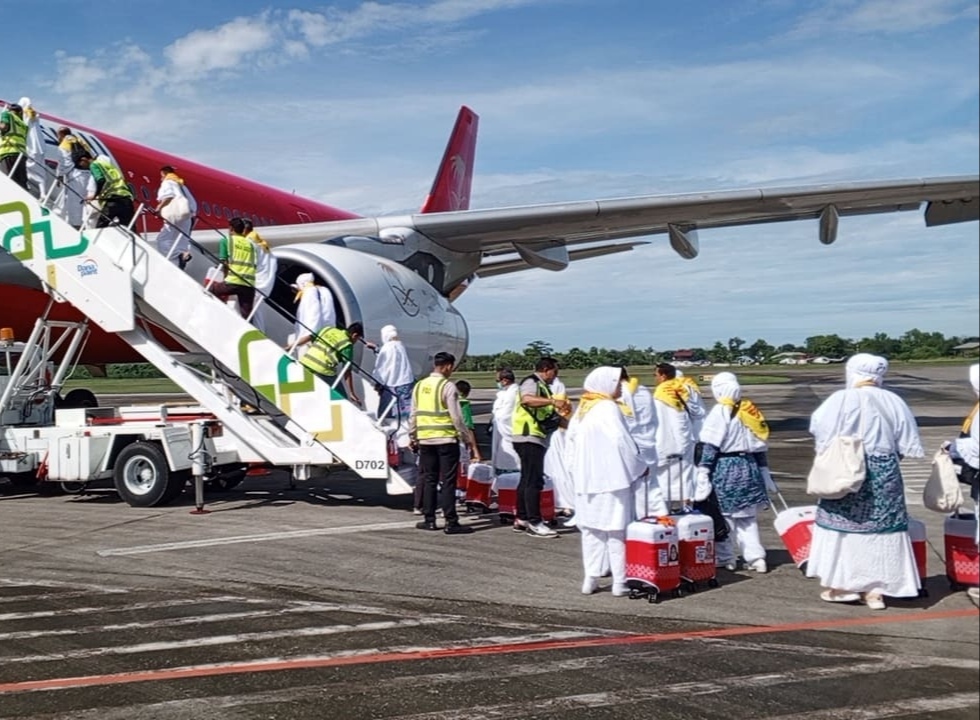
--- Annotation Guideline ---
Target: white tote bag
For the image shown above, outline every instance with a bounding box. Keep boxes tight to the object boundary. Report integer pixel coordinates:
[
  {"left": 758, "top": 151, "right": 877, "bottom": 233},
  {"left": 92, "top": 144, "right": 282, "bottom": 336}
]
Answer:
[
  {"left": 806, "top": 393, "right": 881, "bottom": 500},
  {"left": 922, "top": 448, "right": 964, "bottom": 513},
  {"left": 161, "top": 185, "right": 191, "bottom": 223},
  {"left": 806, "top": 435, "right": 866, "bottom": 499}
]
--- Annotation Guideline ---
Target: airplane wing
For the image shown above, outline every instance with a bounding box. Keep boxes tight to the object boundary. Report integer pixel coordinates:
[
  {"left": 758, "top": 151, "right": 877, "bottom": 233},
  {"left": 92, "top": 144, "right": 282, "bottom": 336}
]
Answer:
[{"left": 250, "top": 174, "right": 978, "bottom": 274}]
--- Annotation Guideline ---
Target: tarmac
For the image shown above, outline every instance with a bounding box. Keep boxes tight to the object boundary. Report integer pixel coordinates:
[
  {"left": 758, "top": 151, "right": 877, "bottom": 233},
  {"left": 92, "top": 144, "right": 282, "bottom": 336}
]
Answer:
[{"left": 0, "top": 364, "right": 977, "bottom": 719}]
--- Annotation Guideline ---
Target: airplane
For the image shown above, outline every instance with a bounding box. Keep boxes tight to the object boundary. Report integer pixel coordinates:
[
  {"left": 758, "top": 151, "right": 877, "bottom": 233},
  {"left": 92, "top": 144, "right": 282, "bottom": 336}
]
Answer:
[{"left": 1, "top": 102, "right": 978, "bottom": 397}]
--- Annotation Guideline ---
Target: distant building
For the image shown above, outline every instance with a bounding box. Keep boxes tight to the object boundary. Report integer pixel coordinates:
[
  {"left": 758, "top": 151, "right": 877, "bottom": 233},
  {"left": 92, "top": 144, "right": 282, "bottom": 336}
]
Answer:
[
  {"left": 673, "top": 349, "right": 695, "bottom": 362},
  {"left": 953, "top": 341, "right": 980, "bottom": 355}
]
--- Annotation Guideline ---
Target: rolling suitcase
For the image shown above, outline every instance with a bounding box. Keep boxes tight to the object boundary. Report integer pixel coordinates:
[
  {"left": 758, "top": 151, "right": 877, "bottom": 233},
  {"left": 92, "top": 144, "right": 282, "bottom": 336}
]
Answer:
[
  {"left": 464, "top": 462, "right": 494, "bottom": 511},
  {"left": 495, "top": 472, "right": 554, "bottom": 524},
  {"left": 676, "top": 512, "right": 718, "bottom": 592},
  {"left": 944, "top": 512, "right": 979, "bottom": 591},
  {"left": 771, "top": 488, "right": 817, "bottom": 573},
  {"left": 625, "top": 517, "right": 681, "bottom": 603},
  {"left": 907, "top": 516, "right": 929, "bottom": 597},
  {"left": 661, "top": 455, "right": 716, "bottom": 590}
]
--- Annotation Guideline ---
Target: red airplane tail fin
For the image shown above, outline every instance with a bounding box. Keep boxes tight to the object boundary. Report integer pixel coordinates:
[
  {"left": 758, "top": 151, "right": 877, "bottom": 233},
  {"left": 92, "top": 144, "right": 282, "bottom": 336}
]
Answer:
[{"left": 420, "top": 106, "right": 479, "bottom": 213}]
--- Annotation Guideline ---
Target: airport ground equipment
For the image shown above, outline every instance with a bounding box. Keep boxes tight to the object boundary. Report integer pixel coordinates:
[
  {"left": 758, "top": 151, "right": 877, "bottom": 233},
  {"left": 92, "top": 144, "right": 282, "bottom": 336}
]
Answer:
[{"left": 0, "top": 169, "right": 410, "bottom": 506}]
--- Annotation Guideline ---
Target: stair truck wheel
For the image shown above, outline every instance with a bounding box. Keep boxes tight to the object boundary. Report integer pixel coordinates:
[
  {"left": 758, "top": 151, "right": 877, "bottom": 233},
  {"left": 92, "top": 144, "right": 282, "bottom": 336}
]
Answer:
[
  {"left": 113, "top": 441, "right": 171, "bottom": 507},
  {"left": 63, "top": 388, "right": 99, "bottom": 409}
]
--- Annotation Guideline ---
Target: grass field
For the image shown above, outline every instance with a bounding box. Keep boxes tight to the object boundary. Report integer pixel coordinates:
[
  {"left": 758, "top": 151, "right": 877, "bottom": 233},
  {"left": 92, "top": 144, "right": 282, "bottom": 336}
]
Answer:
[{"left": 62, "top": 358, "right": 974, "bottom": 395}]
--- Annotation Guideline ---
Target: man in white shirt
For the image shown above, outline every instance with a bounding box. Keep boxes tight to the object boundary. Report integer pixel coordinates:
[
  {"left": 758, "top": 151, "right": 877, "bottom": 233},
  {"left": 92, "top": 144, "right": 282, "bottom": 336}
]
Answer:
[
  {"left": 491, "top": 368, "right": 520, "bottom": 474},
  {"left": 652, "top": 363, "right": 704, "bottom": 508}
]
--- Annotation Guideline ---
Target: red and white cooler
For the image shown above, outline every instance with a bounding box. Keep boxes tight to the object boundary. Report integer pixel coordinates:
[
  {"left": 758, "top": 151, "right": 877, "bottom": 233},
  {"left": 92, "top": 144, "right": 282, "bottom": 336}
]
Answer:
[
  {"left": 463, "top": 462, "right": 494, "bottom": 509},
  {"left": 772, "top": 491, "right": 817, "bottom": 571},
  {"left": 944, "top": 513, "right": 979, "bottom": 590},
  {"left": 456, "top": 444, "right": 469, "bottom": 493},
  {"left": 625, "top": 517, "right": 681, "bottom": 601},
  {"left": 495, "top": 472, "right": 554, "bottom": 522},
  {"left": 675, "top": 512, "right": 716, "bottom": 589}
]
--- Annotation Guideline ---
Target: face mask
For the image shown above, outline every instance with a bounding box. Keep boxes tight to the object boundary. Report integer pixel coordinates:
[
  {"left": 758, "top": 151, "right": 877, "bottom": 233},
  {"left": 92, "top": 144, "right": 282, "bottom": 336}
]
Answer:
[{"left": 495, "top": 382, "right": 504, "bottom": 390}]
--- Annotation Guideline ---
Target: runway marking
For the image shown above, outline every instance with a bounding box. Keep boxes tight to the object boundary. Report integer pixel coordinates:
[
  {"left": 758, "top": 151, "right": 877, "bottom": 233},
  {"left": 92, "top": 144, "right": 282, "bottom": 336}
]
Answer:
[
  {"left": 763, "top": 692, "right": 978, "bottom": 719},
  {"left": 0, "top": 602, "right": 369, "bottom": 641},
  {"left": 3, "top": 617, "right": 455, "bottom": 664},
  {"left": 0, "top": 588, "right": 129, "bottom": 604},
  {"left": 96, "top": 519, "right": 430, "bottom": 556},
  {"left": 0, "top": 607, "right": 974, "bottom": 695},
  {"left": 0, "top": 596, "right": 245, "bottom": 622}
]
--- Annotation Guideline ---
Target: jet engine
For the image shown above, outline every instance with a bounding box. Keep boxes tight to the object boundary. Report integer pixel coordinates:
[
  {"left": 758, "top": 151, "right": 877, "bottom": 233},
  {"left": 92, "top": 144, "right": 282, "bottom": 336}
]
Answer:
[{"left": 262, "top": 244, "right": 468, "bottom": 398}]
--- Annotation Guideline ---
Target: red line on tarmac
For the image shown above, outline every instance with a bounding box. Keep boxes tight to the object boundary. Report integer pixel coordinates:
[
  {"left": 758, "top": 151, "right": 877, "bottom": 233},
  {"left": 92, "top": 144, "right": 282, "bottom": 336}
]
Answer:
[{"left": 1, "top": 607, "right": 975, "bottom": 695}]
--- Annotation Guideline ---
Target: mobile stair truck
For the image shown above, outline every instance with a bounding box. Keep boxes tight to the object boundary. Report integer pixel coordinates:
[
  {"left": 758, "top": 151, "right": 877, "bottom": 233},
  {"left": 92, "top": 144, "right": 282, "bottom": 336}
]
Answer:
[{"left": 0, "top": 169, "right": 410, "bottom": 507}]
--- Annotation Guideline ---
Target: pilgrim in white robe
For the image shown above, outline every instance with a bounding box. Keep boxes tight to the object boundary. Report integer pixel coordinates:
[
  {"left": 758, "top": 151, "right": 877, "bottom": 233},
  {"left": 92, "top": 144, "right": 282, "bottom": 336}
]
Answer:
[
  {"left": 620, "top": 380, "right": 667, "bottom": 519},
  {"left": 653, "top": 383, "right": 701, "bottom": 505},
  {"left": 290, "top": 274, "right": 336, "bottom": 356},
  {"left": 250, "top": 240, "right": 278, "bottom": 333},
  {"left": 490, "top": 382, "right": 520, "bottom": 473},
  {"left": 568, "top": 367, "right": 646, "bottom": 596},
  {"left": 373, "top": 324, "right": 415, "bottom": 425},
  {"left": 806, "top": 354, "right": 923, "bottom": 602},
  {"left": 20, "top": 98, "right": 47, "bottom": 198},
  {"left": 949, "top": 364, "right": 979, "bottom": 546}
]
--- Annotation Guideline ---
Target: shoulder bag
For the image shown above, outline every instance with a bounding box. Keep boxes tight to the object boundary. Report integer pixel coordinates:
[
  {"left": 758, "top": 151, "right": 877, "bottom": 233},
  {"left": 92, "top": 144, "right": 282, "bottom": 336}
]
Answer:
[
  {"left": 923, "top": 448, "right": 964, "bottom": 513},
  {"left": 806, "top": 394, "right": 879, "bottom": 500},
  {"left": 161, "top": 184, "right": 192, "bottom": 223}
]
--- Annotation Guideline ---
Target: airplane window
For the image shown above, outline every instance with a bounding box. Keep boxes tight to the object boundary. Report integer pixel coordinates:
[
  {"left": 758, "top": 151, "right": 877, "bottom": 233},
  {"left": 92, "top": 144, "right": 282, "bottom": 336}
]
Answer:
[
  {"left": 233, "top": 209, "right": 241, "bottom": 219},
  {"left": 252, "top": 214, "right": 259, "bottom": 225},
  {"left": 127, "top": 183, "right": 136, "bottom": 197},
  {"left": 202, "top": 201, "right": 211, "bottom": 216},
  {"left": 140, "top": 186, "right": 151, "bottom": 200}
]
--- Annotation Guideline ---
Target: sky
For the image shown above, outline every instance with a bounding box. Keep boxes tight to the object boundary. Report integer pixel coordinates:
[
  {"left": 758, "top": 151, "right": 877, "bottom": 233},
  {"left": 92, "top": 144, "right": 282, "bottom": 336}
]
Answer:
[{"left": 2, "top": 0, "right": 978, "bottom": 355}]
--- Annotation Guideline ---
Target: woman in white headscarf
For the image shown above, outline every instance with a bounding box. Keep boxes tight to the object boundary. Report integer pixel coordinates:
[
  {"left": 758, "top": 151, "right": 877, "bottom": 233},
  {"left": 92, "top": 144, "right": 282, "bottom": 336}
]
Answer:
[
  {"left": 806, "top": 354, "right": 923, "bottom": 610},
  {"left": 948, "top": 363, "right": 979, "bottom": 605},
  {"left": 373, "top": 324, "right": 415, "bottom": 421},
  {"left": 567, "top": 366, "right": 646, "bottom": 596},
  {"left": 697, "top": 372, "right": 775, "bottom": 573}
]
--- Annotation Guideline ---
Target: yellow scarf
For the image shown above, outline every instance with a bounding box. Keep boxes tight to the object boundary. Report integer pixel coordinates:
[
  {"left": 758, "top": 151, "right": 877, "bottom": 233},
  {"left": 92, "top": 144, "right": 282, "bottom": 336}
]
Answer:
[
  {"left": 247, "top": 230, "right": 271, "bottom": 253},
  {"left": 654, "top": 378, "right": 690, "bottom": 412},
  {"left": 576, "top": 392, "right": 632, "bottom": 419},
  {"left": 293, "top": 281, "right": 315, "bottom": 303},
  {"left": 718, "top": 397, "right": 770, "bottom": 441},
  {"left": 163, "top": 171, "right": 185, "bottom": 185},
  {"left": 964, "top": 403, "right": 979, "bottom": 434}
]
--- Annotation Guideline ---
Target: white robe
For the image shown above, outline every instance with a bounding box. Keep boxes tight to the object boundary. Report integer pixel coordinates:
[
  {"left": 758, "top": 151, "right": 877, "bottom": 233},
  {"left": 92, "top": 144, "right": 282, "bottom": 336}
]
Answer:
[
  {"left": 56, "top": 142, "right": 89, "bottom": 228},
  {"left": 155, "top": 178, "right": 197, "bottom": 264},
  {"left": 544, "top": 427, "right": 574, "bottom": 509},
  {"left": 295, "top": 286, "right": 336, "bottom": 338},
  {"left": 620, "top": 382, "right": 666, "bottom": 518},
  {"left": 567, "top": 400, "right": 645, "bottom": 531},
  {"left": 251, "top": 247, "right": 277, "bottom": 333},
  {"left": 653, "top": 397, "right": 697, "bottom": 503},
  {"left": 490, "top": 384, "right": 520, "bottom": 472},
  {"left": 374, "top": 339, "right": 414, "bottom": 389}
]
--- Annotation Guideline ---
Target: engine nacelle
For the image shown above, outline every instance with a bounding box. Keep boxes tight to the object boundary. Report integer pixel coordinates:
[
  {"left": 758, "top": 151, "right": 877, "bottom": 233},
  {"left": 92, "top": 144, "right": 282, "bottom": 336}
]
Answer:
[{"left": 263, "top": 244, "right": 468, "bottom": 402}]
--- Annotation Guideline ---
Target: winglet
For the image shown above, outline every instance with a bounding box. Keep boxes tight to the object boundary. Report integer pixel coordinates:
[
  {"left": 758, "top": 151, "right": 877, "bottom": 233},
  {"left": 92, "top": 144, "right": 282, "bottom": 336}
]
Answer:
[{"left": 420, "top": 106, "right": 479, "bottom": 214}]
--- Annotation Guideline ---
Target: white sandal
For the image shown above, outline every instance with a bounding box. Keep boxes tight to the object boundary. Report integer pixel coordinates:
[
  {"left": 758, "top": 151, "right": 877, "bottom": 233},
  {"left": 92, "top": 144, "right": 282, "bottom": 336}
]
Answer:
[{"left": 820, "top": 589, "right": 860, "bottom": 603}]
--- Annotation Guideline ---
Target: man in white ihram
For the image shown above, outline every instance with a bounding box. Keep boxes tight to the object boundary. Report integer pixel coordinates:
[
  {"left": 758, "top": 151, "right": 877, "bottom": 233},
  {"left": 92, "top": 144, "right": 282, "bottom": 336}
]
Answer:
[
  {"left": 652, "top": 363, "right": 705, "bottom": 507},
  {"left": 290, "top": 273, "right": 336, "bottom": 358},
  {"left": 154, "top": 165, "right": 197, "bottom": 269}
]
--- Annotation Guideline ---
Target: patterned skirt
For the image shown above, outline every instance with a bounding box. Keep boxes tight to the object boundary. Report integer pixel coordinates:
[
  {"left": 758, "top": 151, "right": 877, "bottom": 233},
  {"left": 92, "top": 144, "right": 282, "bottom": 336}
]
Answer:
[
  {"left": 815, "top": 453, "right": 908, "bottom": 534},
  {"left": 708, "top": 453, "right": 768, "bottom": 515}
]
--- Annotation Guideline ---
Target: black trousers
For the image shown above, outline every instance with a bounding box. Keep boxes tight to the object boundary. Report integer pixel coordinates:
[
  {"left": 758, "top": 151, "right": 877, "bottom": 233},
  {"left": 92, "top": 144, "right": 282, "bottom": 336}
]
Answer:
[
  {"left": 1, "top": 154, "right": 29, "bottom": 192},
  {"left": 96, "top": 196, "right": 135, "bottom": 228},
  {"left": 419, "top": 442, "right": 459, "bottom": 524},
  {"left": 515, "top": 441, "right": 546, "bottom": 524}
]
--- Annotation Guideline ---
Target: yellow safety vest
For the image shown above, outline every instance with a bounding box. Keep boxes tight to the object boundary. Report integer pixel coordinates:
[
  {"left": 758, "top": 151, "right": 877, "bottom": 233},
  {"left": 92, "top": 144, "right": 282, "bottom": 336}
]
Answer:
[
  {"left": 511, "top": 375, "right": 556, "bottom": 439},
  {"left": 91, "top": 159, "right": 134, "bottom": 200},
  {"left": 0, "top": 111, "right": 27, "bottom": 159},
  {"left": 413, "top": 376, "right": 456, "bottom": 440},
  {"left": 300, "top": 327, "right": 350, "bottom": 377},
  {"left": 226, "top": 232, "right": 257, "bottom": 287}
]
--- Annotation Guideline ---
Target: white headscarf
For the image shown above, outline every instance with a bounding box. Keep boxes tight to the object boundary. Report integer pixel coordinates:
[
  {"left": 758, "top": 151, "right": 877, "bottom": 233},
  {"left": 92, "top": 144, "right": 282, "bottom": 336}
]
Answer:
[
  {"left": 710, "top": 372, "right": 741, "bottom": 402},
  {"left": 381, "top": 324, "right": 398, "bottom": 344},
  {"left": 583, "top": 366, "right": 622, "bottom": 397},
  {"left": 970, "top": 363, "right": 979, "bottom": 397},
  {"left": 845, "top": 353, "right": 888, "bottom": 388}
]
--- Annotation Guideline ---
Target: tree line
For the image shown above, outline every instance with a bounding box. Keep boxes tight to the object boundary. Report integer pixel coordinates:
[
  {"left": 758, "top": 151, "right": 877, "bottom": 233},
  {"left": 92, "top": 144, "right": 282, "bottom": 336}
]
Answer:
[{"left": 456, "top": 330, "right": 979, "bottom": 372}]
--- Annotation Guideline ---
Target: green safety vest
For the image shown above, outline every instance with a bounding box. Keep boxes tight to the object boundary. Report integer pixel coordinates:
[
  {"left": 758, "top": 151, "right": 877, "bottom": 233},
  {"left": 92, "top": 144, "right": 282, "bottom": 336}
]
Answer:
[
  {"left": 300, "top": 326, "right": 351, "bottom": 377},
  {"left": 413, "top": 376, "right": 456, "bottom": 440},
  {"left": 0, "top": 111, "right": 27, "bottom": 159},
  {"left": 225, "top": 232, "right": 257, "bottom": 287},
  {"left": 511, "top": 375, "right": 556, "bottom": 439},
  {"left": 91, "top": 158, "right": 134, "bottom": 200}
]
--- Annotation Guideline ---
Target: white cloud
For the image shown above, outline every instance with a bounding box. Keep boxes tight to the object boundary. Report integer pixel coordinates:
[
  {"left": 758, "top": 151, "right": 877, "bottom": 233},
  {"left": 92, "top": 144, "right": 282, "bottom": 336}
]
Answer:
[
  {"left": 165, "top": 14, "right": 279, "bottom": 77},
  {"left": 791, "top": 0, "right": 975, "bottom": 37}
]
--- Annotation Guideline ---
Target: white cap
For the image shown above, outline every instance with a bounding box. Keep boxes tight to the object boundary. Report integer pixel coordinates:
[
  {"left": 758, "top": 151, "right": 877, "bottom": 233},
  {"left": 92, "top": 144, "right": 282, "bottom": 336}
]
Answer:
[
  {"left": 290, "top": 272, "right": 315, "bottom": 289},
  {"left": 18, "top": 96, "right": 31, "bottom": 108}
]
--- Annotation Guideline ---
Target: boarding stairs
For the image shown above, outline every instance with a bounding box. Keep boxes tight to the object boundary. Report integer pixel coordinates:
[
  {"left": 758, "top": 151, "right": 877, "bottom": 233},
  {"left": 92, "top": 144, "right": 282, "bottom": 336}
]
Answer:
[{"left": 0, "top": 173, "right": 411, "bottom": 493}]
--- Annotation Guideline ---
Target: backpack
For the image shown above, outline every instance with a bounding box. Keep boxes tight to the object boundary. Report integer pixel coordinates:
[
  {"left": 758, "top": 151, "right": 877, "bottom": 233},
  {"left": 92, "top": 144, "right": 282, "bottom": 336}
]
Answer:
[{"left": 69, "top": 137, "right": 93, "bottom": 168}]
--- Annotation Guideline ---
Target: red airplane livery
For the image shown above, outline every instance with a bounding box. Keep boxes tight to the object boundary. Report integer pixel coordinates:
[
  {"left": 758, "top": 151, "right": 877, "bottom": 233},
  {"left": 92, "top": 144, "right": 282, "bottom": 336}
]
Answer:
[{"left": 1, "top": 103, "right": 978, "bottom": 377}]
